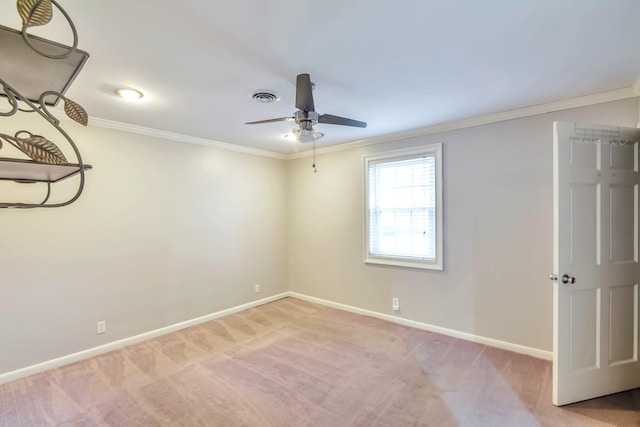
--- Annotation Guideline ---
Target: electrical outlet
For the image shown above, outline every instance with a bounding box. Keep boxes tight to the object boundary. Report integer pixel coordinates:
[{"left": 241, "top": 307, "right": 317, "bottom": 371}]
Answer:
[
  {"left": 392, "top": 298, "right": 400, "bottom": 312},
  {"left": 96, "top": 321, "right": 106, "bottom": 334},
  {"left": 255, "top": 283, "right": 261, "bottom": 293}
]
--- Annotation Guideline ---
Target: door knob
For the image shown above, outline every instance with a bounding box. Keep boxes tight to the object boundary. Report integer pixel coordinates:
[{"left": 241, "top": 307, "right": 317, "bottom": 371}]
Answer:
[{"left": 549, "top": 274, "right": 576, "bottom": 284}]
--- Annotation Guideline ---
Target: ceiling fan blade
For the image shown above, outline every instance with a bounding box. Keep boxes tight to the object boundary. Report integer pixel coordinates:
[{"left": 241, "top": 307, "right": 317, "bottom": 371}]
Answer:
[
  {"left": 295, "top": 74, "right": 315, "bottom": 112},
  {"left": 245, "top": 117, "right": 294, "bottom": 125},
  {"left": 319, "top": 114, "right": 367, "bottom": 128}
]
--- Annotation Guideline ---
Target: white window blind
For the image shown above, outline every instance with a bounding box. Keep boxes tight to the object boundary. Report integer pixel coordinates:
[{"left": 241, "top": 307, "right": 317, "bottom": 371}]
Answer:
[{"left": 364, "top": 144, "right": 443, "bottom": 270}]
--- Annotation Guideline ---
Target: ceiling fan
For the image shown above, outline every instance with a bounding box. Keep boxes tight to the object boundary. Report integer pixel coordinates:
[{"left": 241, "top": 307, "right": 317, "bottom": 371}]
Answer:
[{"left": 245, "top": 73, "right": 367, "bottom": 142}]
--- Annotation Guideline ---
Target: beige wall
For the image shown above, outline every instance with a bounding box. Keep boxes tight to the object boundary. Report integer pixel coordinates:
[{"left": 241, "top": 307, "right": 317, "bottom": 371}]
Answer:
[
  {"left": 1, "top": 98, "right": 637, "bottom": 376},
  {"left": 288, "top": 98, "right": 639, "bottom": 352},
  {"left": 0, "top": 119, "right": 289, "bottom": 374}
]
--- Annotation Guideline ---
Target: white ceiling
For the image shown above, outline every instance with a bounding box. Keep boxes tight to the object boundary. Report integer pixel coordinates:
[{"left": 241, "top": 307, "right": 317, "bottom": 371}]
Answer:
[{"left": 2, "top": 0, "right": 640, "bottom": 155}]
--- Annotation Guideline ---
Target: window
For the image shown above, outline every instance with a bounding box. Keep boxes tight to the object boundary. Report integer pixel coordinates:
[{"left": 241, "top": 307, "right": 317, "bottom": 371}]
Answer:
[{"left": 364, "top": 144, "right": 443, "bottom": 270}]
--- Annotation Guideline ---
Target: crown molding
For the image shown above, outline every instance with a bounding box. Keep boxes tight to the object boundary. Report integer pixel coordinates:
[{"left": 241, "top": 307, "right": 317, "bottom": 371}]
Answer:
[
  {"left": 636, "top": 75, "right": 640, "bottom": 127},
  {"left": 54, "top": 86, "right": 638, "bottom": 161},
  {"left": 633, "top": 74, "right": 640, "bottom": 95},
  {"left": 286, "top": 86, "right": 639, "bottom": 160},
  {"left": 86, "top": 117, "right": 288, "bottom": 160}
]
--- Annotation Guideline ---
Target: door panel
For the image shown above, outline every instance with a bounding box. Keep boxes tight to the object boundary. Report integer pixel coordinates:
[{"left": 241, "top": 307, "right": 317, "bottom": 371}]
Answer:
[
  {"left": 610, "top": 184, "right": 636, "bottom": 263},
  {"left": 569, "top": 288, "right": 600, "bottom": 371},
  {"left": 570, "top": 184, "right": 599, "bottom": 265},
  {"left": 609, "top": 283, "right": 637, "bottom": 364},
  {"left": 553, "top": 121, "right": 640, "bottom": 406},
  {"left": 610, "top": 141, "right": 637, "bottom": 171},
  {"left": 570, "top": 136, "right": 600, "bottom": 169}
]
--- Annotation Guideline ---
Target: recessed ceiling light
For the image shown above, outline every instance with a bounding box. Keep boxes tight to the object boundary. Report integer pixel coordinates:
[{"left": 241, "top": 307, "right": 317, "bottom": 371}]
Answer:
[{"left": 115, "top": 87, "right": 144, "bottom": 100}]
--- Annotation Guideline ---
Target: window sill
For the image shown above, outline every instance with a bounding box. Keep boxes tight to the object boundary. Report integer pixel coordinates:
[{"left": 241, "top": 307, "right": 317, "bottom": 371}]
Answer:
[{"left": 365, "top": 256, "right": 443, "bottom": 271}]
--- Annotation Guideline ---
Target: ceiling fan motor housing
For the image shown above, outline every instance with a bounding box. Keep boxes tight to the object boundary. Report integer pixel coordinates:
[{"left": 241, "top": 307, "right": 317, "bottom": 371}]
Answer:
[{"left": 295, "top": 110, "right": 319, "bottom": 129}]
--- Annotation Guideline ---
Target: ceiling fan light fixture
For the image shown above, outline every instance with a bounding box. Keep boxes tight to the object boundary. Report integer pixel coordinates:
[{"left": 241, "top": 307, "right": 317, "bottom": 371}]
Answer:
[
  {"left": 293, "top": 128, "right": 324, "bottom": 143},
  {"left": 115, "top": 87, "right": 144, "bottom": 100}
]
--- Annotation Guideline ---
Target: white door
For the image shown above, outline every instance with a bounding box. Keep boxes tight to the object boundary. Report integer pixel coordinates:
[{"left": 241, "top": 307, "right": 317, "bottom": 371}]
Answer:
[{"left": 552, "top": 121, "right": 640, "bottom": 406}]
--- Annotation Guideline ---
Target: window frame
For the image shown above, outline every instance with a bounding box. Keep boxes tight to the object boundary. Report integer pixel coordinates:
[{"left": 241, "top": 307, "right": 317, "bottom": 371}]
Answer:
[{"left": 363, "top": 143, "right": 443, "bottom": 270}]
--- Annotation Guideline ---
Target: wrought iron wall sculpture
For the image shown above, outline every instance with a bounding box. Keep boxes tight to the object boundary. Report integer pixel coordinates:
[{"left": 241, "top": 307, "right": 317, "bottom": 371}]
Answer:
[
  {"left": 18, "top": 0, "right": 79, "bottom": 59},
  {"left": 0, "top": 0, "right": 91, "bottom": 208}
]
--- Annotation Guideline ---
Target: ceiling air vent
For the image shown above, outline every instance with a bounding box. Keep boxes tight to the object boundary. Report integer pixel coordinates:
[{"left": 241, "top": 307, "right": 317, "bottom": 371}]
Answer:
[{"left": 250, "top": 90, "right": 279, "bottom": 103}]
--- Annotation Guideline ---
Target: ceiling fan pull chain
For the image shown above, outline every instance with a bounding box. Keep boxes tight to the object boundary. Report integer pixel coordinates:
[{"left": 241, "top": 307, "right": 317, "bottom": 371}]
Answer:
[{"left": 312, "top": 138, "right": 317, "bottom": 173}]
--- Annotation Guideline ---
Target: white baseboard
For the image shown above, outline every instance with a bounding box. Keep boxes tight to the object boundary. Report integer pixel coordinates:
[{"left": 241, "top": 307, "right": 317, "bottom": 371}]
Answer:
[
  {"left": 288, "top": 292, "right": 553, "bottom": 361},
  {"left": 1, "top": 291, "right": 551, "bottom": 385},
  {"left": 0, "top": 293, "right": 289, "bottom": 385}
]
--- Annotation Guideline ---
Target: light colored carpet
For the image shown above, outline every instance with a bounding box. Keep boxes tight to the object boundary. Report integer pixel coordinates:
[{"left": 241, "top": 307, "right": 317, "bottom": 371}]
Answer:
[{"left": 0, "top": 297, "right": 639, "bottom": 426}]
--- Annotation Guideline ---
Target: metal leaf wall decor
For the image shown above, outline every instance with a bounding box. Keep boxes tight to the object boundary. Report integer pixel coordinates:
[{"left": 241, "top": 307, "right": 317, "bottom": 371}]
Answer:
[
  {"left": 0, "top": 0, "right": 91, "bottom": 208},
  {"left": 63, "top": 98, "right": 88, "bottom": 126},
  {"left": 0, "top": 78, "right": 88, "bottom": 207},
  {"left": 17, "top": 0, "right": 53, "bottom": 28},
  {"left": 17, "top": 0, "right": 78, "bottom": 59},
  {"left": 13, "top": 133, "right": 68, "bottom": 165}
]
